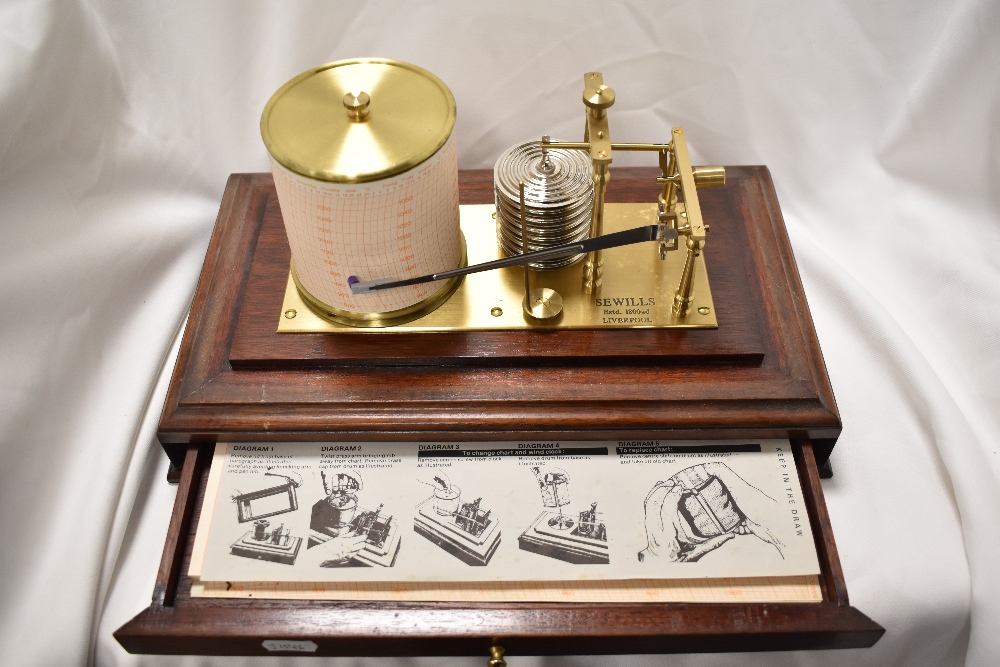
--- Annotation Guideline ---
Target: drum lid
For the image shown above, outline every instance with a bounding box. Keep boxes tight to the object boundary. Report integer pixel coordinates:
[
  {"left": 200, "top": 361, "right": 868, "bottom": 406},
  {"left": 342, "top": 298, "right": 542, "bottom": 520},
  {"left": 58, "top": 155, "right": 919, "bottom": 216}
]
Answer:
[{"left": 261, "top": 58, "right": 456, "bottom": 184}]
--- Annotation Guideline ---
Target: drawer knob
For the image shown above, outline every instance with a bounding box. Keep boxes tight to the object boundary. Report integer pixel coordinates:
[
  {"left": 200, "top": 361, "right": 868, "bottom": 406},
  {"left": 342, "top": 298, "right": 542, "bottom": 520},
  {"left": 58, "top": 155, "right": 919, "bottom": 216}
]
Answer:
[{"left": 488, "top": 645, "right": 507, "bottom": 667}]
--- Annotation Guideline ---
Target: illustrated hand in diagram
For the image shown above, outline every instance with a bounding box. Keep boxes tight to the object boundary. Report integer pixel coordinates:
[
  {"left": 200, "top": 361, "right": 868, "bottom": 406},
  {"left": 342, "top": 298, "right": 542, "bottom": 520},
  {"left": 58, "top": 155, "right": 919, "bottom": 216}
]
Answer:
[
  {"left": 530, "top": 466, "right": 571, "bottom": 508},
  {"left": 638, "top": 462, "right": 786, "bottom": 563},
  {"left": 302, "top": 531, "right": 367, "bottom": 567}
]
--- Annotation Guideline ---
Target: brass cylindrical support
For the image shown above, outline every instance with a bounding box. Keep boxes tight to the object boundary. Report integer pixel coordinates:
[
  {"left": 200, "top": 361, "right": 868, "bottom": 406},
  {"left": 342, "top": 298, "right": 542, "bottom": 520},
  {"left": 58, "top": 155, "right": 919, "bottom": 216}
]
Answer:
[
  {"left": 520, "top": 181, "right": 563, "bottom": 320},
  {"left": 673, "top": 237, "right": 703, "bottom": 316},
  {"left": 520, "top": 182, "right": 530, "bottom": 299},
  {"left": 692, "top": 165, "right": 726, "bottom": 188},
  {"left": 488, "top": 645, "right": 507, "bottom": 667},
  {"left": 659, "top": 147, "right": 678, "bottom": 211},
  {"left": 583, "top": 164, "right": 608, "bottom": 294}
]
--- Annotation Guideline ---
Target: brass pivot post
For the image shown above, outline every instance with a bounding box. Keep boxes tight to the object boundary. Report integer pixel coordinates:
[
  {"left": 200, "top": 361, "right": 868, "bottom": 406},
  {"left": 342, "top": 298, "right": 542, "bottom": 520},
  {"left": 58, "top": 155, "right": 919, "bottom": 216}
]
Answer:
[
  {"left": 673, "top": 236, "right": 703, "bottom": 315},
  {"left": 488, "top": 645, "right": 507, "bottom": 667},
  {"left": 519, "top": 181, "right": 563, "bottom": 320},
  {"left": 581, "top": 72, "right": 614, "bottom": 294},
  {"left": 657, "top": 148, "right": 679, "bottom": 260},
  {"left": 660, "top": 128, "right": 725, "bottom": 317}
]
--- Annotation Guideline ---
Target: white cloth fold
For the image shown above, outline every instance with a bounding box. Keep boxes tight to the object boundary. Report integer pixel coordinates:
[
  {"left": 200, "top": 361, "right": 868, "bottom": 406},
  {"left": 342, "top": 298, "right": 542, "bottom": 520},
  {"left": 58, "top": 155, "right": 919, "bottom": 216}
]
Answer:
[{"left": 0, "top": 1, "right": 996, "bottom": 665}]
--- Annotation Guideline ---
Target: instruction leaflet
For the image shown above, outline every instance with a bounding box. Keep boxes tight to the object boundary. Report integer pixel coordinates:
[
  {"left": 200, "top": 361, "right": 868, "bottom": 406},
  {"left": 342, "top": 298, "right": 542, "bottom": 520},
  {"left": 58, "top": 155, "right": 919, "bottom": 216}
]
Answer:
[{"left": 198, "top": 440, "right": 819, "bottom": 583}]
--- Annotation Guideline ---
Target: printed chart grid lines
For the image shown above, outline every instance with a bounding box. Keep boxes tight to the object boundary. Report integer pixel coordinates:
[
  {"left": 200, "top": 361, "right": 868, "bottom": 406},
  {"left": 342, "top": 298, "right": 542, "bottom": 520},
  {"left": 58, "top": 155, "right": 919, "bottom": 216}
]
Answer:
[{"left": 271, "top": 133, "right": 461, "bottom": 314}]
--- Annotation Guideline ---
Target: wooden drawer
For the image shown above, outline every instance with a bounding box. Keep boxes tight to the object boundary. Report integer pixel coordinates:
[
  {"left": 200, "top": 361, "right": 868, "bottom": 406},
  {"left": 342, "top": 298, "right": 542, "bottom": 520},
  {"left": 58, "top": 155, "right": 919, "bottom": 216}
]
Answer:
[{"left": 115, "top": 439, "right": 881, "bottom": 656}]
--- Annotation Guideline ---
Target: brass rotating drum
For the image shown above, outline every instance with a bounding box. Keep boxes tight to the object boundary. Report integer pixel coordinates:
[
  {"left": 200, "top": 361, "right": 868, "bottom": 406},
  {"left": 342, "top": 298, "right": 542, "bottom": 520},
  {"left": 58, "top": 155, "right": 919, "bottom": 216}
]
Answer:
[{"left": 261, "top": 58, "right": 465, "bottom": 326}]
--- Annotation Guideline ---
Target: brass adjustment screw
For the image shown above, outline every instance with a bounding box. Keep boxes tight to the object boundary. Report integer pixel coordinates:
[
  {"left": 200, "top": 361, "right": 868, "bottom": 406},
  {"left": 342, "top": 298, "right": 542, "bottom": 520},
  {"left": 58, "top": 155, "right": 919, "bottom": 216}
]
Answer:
[{"left": 488, "top": 645, "right": 507, "bottom": 667}]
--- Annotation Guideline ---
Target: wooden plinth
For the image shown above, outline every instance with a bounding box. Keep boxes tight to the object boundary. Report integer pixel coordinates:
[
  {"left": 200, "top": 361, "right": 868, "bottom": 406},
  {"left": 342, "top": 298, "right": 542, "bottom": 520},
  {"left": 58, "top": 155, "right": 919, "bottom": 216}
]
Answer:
[
  {"left": 114, "top": 168, "right": 882, "bottom": 656},
  {"left": 156, "top": 168, "right": 843, "bottom": 469}
]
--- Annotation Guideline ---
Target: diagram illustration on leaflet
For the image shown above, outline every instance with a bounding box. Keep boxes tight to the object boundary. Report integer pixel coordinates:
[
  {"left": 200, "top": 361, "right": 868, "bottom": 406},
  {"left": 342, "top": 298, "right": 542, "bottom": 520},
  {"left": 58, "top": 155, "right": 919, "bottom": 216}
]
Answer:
[
  {"left": 638, "top": 462, "right": 786, "bottom": 563},
  {"left": 307, "top": 469, "right": 401, "bottom": 567},
  {"left": 413, "top": 471, "right": 501, "bottom": 566},
  {"left": 228, "top": 471, "right": 304, "bottom": 565},
  {"left": 518, "top": 466, "right": 609, "bottom": 564}
]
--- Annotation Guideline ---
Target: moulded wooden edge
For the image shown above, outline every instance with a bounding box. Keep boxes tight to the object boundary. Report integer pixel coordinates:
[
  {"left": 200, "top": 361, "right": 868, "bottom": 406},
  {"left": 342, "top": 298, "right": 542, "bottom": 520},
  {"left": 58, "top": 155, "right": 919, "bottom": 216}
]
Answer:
[
  {"left": 114, "top": 441, "right": 883, "bottom": 657},
  {"left": 115, "top": 603, "right": 884, "bottom": 656},
  {"left": 155, "top": 169, "right": 842, "bottom": 469}
]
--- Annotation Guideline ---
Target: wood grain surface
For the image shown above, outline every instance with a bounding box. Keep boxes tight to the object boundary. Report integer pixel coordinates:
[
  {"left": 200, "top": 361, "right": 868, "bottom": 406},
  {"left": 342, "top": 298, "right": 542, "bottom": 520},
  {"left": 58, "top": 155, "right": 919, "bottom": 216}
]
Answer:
[
  {"left": 155, "top": 168, "right": 844, "bottom": 469},
  {"left": 116, "top": 175, "right": 885, "bottom": 654}
]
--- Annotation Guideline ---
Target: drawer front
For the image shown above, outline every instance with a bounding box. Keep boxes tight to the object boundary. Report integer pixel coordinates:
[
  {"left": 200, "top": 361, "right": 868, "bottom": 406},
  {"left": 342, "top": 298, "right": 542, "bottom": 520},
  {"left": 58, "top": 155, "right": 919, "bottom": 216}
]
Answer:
[{"left": 114, "top": 440, "right": 882, "bottom": 656}]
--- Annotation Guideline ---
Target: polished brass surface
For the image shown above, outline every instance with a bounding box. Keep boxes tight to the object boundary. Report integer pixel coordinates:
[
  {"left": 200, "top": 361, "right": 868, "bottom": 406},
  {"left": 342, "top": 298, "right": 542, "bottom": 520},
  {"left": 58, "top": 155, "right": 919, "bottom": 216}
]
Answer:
[
  {"left": 488, "top": 646, "right": 507, "bottom": 667},
  {"left": 582, "top": 161, "right": 608, "bottom": 294},
  {"left": 664, "top": 127, "right": 713, "bottom": 316},
  {"left": 692, "top": 165, "right": 726, "bottom": 188},
  {"left": 583, "top": 72, "right": 616, "bottom": 113},
  {"left": 277, "top": 204, "right": 717, "bottom": 333},
  {"left": 261, "top": 58, "right": 456, "bottom": 183},
  {"left": 670, "top": 128, "right": 707, "bottom": 242},
  {"left": 582, "top": 73, "right": 614, "bottom": 294},
  {"left": 673, "top": 236, "right": 703, "bottom": 316},
  {"left": 519, "top": 182, "right": 563, "bottom": 320},
  {"left": 523, "top": 287, "right": 564, "bottom": 320},
  {"left": 289, "top": 234, "right": 467, "bottom": 328},
  {"left": 520, "top": 181, "right": 531, "bottom": 300},
  {"left": 542, "top": 141, "right": 671, "bottom": 151},
  {"left": 342, "top": 90, "right": 370, "bottom": 121}
]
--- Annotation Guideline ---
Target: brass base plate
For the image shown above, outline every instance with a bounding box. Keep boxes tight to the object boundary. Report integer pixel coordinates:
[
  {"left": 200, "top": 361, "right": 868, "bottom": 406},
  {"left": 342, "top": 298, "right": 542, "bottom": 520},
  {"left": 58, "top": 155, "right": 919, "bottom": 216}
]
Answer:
[{"left": 278, "top": 203, "right": 717, "bottom": 332}]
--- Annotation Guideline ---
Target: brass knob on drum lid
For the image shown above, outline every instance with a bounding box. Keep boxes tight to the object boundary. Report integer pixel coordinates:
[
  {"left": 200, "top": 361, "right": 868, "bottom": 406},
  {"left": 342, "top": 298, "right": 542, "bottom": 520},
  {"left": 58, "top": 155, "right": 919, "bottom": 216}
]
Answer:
[{"left": 343, "top": 90, "right": 370, "bottom": 121}]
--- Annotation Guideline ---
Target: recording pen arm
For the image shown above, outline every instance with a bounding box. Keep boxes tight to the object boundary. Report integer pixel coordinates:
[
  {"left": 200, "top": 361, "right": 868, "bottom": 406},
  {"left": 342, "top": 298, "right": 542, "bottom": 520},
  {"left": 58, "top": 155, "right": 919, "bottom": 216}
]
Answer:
[{"left": 348, "top": 223, "right": 678, "bottom": 295}]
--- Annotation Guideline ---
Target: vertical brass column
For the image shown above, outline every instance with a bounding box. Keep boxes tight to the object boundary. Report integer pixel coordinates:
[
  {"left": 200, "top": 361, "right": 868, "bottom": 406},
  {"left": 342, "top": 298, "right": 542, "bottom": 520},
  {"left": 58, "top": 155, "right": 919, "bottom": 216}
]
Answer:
[
  {"left": 672, "top": 237, "right": 703, "bottom": 315},
  {"left": 583, "top": 163, "right": 609, "bottom": 293},
  {"left": 658, "top": 146, "right": 678, "bottom": 211},
  {"left": 581, "top": 72, "right": 615, "bottom": 294},
  {"left": 520, "top": 181, "right": 563, "bottom": 320},
  {"left": 657, "top": 147, "right": 678, "bottom": 260},
  {"left": 665, "top": 128, "right": 721, "bottom": 317}
]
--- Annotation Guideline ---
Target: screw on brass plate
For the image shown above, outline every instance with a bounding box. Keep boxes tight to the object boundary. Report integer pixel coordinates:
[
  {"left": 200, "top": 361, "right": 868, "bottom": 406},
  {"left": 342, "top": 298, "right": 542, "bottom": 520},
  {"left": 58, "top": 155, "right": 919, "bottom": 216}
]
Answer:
[
  {"left": 488, "top": 645, "right": 506, "bottom": 667},
  {"left": 284, "top": 309, "right": 297, "bottom": 319},
  {"left": 698, "top": 306, "right": 710, "bottom": 315},
  {"left": 491, "top": 307, "right": 503, "bottom": 317}
]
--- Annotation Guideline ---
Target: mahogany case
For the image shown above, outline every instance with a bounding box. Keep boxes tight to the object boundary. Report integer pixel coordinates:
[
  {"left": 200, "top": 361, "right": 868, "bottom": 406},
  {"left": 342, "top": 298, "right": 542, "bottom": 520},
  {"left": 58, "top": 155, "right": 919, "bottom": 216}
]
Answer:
[{"left": 114, "top": 168, "right": 883, "bottom": 656}]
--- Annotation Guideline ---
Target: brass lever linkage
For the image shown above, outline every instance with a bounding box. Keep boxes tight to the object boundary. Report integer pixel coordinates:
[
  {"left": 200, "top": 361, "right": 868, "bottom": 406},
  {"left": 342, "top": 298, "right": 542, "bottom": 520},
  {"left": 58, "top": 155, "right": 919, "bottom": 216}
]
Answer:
[
  {"left": 662, "top": 127, "right": 723, "bottom": 315},
  {"left": 543, "top": 73, "right": 725, "bottom": 317},
  {"left": 581, "top": 72, "right": 615, "bottom": 295}
]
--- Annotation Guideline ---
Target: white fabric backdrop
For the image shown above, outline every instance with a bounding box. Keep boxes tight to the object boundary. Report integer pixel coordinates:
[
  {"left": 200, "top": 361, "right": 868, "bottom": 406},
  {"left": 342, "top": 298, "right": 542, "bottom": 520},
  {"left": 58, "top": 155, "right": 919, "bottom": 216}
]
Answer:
[{"left": 0, "top": 1, "right": 997, "bottom": 665}]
